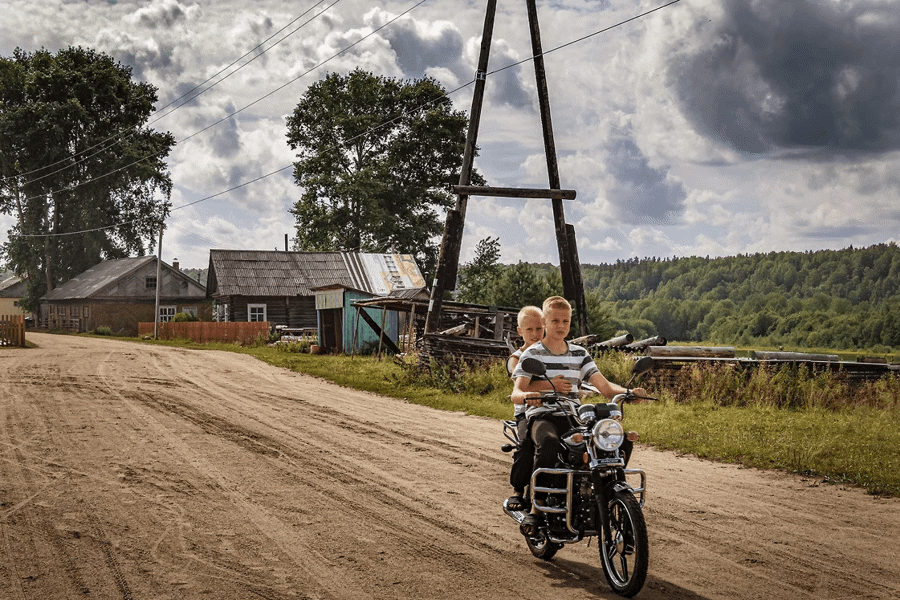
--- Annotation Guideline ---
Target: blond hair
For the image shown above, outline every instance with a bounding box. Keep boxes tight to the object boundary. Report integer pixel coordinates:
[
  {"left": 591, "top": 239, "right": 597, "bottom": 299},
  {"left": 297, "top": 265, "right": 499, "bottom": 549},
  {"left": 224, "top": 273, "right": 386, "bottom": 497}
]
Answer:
[
  {"left": 517, "top": 305, "right": 542, "bottom": 326},
  {"left": 542, "top": 295, "right": 571, "bottom": 314}
]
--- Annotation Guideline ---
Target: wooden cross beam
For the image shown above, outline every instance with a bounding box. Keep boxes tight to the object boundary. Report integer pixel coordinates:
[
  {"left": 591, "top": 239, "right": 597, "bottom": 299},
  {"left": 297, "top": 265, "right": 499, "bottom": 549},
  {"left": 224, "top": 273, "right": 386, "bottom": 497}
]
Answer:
[{"left": 450, "top": 185, "right": 576, "bottom": 200}]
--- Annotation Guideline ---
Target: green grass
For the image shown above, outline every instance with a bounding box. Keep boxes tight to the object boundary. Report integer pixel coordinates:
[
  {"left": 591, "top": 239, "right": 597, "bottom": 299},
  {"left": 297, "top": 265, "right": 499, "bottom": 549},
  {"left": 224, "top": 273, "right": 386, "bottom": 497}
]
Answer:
[
  {"left": 627, "top": 401, "right": 900, "bottom": 496},
  {"left": 99, "top": 335, "right": 900, "bottom": 496}
]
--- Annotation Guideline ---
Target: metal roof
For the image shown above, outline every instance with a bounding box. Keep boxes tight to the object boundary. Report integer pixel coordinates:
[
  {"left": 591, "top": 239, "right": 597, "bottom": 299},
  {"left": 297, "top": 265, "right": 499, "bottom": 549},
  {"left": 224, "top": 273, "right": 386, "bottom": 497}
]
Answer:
[{"left": 207, "top": 250, "right": 424, "bottom": 298}]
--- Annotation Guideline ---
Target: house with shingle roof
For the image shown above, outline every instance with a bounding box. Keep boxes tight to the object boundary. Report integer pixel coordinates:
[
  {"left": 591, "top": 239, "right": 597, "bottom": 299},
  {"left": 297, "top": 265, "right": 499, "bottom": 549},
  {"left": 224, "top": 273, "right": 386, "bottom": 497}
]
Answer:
[
  {"left": 41, "top": 256, "right": 209, "bottom": 334},
  {"left": 205, "top": 250, "right": 425, "bottom": 335},
  {"left": 0, "top": 276, "right": 34, "bottom": 324}
]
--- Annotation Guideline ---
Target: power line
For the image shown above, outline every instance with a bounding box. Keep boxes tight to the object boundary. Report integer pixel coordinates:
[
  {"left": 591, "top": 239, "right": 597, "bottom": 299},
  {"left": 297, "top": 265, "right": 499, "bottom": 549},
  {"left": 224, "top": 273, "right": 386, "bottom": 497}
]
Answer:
[
  {"left": 7, "top": 0, "right": 431, "bottom": 220},
  {"left": 1, "top": 0, "right": 338, "bottom": 186},
  {"left": 8, "top": 0, "right": 680, "bottom": 240}
]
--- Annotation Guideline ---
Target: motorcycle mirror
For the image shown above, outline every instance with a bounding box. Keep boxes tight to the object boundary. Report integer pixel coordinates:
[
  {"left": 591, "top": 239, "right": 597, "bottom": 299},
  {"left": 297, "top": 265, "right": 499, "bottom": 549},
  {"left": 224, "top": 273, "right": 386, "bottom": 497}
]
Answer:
[
  {"left": 631, "top": 356, "right": 655, "bottom": 376},
  {"left": 520, "top": 357, "right": 547, "bottom": 378}
]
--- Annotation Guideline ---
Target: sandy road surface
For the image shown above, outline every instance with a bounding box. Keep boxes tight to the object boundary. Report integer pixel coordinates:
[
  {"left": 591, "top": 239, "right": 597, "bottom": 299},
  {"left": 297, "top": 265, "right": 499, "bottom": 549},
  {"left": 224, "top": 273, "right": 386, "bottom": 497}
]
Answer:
[{"left": 1, "top": 333, "right": 898, "bottom": 600}]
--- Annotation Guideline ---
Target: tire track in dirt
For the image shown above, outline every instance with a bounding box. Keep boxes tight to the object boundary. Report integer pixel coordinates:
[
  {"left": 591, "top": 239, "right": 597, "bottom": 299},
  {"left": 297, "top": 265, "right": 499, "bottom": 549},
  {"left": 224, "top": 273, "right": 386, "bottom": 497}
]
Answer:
[{"left": 119, "top": 347, "right": 530, "bottom": 595}]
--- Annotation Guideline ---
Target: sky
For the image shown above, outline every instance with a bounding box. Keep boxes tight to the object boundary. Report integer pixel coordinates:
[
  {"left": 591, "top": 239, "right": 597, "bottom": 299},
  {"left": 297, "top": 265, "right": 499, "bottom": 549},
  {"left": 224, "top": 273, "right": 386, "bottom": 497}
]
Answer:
[{"left": 2, "top": 0, "right": 899, "bottom": 272}]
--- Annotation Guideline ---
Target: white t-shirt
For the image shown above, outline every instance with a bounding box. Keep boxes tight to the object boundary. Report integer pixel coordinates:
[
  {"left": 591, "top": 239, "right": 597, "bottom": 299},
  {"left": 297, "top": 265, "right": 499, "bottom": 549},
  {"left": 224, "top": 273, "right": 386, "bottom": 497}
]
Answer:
[{"left": 511, "top": 341, "right": 600, "bottom": 418}]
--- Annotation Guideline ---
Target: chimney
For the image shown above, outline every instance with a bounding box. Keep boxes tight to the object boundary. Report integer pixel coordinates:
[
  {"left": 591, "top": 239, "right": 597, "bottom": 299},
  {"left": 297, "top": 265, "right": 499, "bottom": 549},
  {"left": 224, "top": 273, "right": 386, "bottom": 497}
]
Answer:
[{"left": 172, "top": 258, "right": 180, "bottom": 271}]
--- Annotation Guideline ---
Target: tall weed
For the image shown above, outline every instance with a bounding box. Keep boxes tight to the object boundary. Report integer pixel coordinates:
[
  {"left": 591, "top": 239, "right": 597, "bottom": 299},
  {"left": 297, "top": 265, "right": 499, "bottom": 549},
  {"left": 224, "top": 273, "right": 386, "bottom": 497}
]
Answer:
[{"left": 671, "top": 362, "right": 899, "bottom": 411}]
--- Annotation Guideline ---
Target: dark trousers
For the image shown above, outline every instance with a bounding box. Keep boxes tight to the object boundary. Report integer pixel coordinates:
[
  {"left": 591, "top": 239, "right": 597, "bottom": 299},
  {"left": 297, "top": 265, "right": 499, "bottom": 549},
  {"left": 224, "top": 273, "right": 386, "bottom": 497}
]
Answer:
[
  {"left": 509, "top": 414, "right": 534, "bottom": 493},
  {"left": 530, "top": 414, "right": 573, "bottom": 495}
]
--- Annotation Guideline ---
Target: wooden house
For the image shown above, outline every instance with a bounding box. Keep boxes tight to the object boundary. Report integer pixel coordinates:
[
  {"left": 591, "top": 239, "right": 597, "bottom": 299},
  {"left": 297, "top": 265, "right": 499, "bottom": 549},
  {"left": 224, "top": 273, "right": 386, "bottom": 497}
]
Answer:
[
  {"left": 205, "top": 250, "right": 426, "bottom": 335},
  {"left": 0, "top": 276, "right": 33, "bottom": 324},
  {"left": 41, "top": 257, "right": 210, "bottom": 335}
]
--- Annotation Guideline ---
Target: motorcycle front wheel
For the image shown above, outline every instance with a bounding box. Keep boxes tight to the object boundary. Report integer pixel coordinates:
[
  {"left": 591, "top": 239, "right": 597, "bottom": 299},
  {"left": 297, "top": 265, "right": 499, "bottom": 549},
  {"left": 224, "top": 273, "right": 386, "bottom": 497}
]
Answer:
[{"left": 598, "top": 489, "right": 648, "bottom": 597}]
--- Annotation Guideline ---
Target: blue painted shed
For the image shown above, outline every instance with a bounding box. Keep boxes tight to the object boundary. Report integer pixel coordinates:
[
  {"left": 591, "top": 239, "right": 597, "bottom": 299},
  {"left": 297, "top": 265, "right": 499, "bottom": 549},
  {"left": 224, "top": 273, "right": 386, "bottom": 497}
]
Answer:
[{"left": 313, "top": 284, "right": 399, "bottom": 354}]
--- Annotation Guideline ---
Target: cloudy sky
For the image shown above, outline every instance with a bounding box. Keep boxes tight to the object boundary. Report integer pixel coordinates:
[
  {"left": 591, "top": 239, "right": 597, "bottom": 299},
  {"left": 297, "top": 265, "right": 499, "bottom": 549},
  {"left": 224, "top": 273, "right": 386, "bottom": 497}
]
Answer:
[{"left": 2, "top": 0, "right": 899, "bottom": 271}]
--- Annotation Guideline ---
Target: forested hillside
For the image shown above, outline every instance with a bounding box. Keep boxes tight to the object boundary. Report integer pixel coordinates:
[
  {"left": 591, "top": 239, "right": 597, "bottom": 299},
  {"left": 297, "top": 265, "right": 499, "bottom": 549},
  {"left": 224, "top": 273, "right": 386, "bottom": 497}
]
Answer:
[{"left": 581, "top": 243, "right": 900, "bottom": 351}]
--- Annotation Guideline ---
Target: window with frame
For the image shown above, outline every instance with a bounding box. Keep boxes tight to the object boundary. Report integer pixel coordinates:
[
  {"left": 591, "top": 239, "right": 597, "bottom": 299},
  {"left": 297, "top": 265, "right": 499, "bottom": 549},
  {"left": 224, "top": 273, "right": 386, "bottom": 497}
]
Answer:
[
  {"left": 159, "top": 306, "right": 176, "bottom": 322},
  {"left": 181, "top": 306, "right": 197, "bottom": 317},
  {"left": 216, "top": 303, "right": 229, "bottom": 322},
  {"left": 248, "top": 304, "right": 267, "bottom": 322},
  {"left": 146, "top": 276, "right": 157, "bottom": 290}
]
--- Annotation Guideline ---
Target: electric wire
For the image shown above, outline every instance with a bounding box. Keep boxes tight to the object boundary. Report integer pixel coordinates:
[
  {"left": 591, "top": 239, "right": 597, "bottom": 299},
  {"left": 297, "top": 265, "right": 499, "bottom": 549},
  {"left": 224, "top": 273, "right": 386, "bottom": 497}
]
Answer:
[
  {"left": 8, "top": 0, "right": 431, "bottom": 233},
  {"left": 1, "top": 0, "right": 338, "bottom": 186},
  {"left": 8, "top": 0, "right": 681, "bottom": 241}
]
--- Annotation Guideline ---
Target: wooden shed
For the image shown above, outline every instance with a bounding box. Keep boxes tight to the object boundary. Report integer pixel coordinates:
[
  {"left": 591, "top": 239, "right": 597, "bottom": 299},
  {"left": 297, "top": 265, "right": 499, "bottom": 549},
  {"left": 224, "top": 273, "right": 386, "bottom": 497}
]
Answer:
[{"left": 313, "top": 284, "right": 400, "bottom": 354}]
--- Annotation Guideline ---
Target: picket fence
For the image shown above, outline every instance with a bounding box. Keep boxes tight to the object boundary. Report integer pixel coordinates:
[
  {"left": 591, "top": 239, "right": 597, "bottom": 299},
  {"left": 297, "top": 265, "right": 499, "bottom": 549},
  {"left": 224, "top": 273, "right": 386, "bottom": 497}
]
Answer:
[
  {"left": 1, "top": 314, "right": 25, "bottom": 347},
  {"left": 137, "top": 321, "right": 270, "bottom": 344}
]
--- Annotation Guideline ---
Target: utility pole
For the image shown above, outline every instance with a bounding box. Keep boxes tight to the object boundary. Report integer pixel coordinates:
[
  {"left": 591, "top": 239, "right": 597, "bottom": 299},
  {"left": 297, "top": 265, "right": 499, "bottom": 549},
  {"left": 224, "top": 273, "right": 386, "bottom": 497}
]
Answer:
[
  {"left": 154, "top": 221, "right": 164, "bottom": 340},
  {"left": 425, "top": 0, "right": 590, "bottom": 336},
  {"left": 425, "top": 0, "right": 498, "bottom": 334},
  {"left": 525, "top": 0, "right": 589, "bottom": 336}
]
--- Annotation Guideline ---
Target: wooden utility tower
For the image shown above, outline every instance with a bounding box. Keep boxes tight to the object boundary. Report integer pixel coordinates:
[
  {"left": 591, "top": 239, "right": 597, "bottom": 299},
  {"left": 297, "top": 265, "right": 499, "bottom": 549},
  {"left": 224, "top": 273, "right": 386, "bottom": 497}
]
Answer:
[{"left": 425, "top": 0, "right": 589, "bottom": 336}]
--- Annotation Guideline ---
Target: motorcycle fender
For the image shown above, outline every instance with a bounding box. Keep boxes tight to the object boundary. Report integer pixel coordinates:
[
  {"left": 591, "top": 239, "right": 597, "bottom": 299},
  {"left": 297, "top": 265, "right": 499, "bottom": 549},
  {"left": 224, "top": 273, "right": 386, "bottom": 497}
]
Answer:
[{"left": 612, "top": 481, "right": 634, "bottom": 494}]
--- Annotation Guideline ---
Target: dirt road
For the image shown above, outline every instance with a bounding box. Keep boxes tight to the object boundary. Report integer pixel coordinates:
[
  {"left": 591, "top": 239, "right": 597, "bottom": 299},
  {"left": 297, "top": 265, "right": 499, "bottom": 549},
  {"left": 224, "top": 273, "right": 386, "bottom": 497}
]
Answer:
[{"left": 1, "top": 334, "right": 898, "bottom": 599}]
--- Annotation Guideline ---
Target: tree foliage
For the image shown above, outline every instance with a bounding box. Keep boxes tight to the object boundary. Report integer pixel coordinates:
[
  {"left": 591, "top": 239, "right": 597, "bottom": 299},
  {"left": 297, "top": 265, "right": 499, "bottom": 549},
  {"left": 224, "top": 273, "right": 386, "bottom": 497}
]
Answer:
[
  {"left": 286, "top": 69, "right": 480, "bottom": 278},
  {"left": 0, "top": 47, "right": 174, "bottom": 311},
  {"left": 456, "top": 236, "right": 502, "bottom": 304},
  {"left": 586, "top": 243, "right": 900, "bottom": 351},
  {"left": 456, "top": 243, "right": 900, "bottom": 351}
]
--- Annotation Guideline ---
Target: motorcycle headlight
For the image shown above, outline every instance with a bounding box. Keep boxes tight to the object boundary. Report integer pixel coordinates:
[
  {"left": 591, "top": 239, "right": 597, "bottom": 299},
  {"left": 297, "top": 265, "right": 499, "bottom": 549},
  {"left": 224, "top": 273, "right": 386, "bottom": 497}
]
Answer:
[{"left": 591, "top": 419, "right": 625, "bottom": 452}]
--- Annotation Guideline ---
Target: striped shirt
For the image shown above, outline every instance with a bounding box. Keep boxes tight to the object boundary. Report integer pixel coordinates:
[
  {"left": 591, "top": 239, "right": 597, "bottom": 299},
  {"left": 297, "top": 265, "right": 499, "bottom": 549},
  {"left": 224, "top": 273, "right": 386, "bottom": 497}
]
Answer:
[{"left": 511, "top": 341, "right": 600, "bottom": 418}]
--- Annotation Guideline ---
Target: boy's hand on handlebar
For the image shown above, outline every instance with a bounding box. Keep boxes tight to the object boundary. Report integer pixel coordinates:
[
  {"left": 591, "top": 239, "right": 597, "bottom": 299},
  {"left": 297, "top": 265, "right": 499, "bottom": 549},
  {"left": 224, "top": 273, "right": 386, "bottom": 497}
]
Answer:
[
  {"left": 524, "top": 392, "right": 544, "bottom": 407},
  {"left": 631, "top": 387, "right": 649, "bottom": 403}
]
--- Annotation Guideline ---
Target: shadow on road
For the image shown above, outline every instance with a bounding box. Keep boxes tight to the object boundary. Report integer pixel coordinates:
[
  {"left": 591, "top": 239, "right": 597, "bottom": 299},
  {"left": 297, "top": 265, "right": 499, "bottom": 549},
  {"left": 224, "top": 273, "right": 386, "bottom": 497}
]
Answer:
[{"left": 534, "top": 556, "right": 712, "bottom": 600}]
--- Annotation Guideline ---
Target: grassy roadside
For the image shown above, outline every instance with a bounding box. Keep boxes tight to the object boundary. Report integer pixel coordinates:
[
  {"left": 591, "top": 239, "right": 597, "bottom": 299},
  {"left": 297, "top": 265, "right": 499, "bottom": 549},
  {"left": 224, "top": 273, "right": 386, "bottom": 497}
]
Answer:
[{"left": 125, "top": 336, "right": 900, "bottom": 496}]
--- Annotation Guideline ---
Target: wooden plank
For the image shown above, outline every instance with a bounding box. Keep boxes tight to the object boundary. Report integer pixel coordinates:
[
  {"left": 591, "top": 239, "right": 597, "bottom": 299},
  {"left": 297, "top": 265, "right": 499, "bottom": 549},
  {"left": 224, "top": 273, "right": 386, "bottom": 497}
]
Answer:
[
  {"left": 450, "top": 185, "right": 576, "bottom": 200},
  {"left": 648, "top": 346, "right": 736, "bottom": 359},
  {"left": 356, "top": 308, "right": 401, "bottom": 354}
]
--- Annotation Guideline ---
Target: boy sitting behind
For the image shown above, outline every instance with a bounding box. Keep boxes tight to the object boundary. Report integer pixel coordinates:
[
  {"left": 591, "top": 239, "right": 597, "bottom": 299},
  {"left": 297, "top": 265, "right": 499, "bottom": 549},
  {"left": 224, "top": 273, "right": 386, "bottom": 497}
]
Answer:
[{"left": 506, "top": 306, "right": 543, "bottom": 511}]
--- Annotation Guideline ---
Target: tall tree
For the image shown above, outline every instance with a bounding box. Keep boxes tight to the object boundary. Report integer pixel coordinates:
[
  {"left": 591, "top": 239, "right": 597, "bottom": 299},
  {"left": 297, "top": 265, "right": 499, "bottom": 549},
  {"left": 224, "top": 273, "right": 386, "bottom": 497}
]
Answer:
[
  {"left": 456, "top": 236, "right": 501, "bottom": 304},
  {"left": 0, "top": 47, "right": 175, "bottom": 311},
  {"left": 286, "top": 68, "right": 479, "bottom": 278}
]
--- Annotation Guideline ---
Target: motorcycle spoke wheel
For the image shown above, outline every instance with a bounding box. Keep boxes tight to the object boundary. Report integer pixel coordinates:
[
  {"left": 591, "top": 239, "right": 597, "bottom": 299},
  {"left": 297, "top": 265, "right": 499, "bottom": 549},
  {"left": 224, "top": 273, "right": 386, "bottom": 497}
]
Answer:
[{"left": 599, "top": 490, "right": 648, "bottom": 597}]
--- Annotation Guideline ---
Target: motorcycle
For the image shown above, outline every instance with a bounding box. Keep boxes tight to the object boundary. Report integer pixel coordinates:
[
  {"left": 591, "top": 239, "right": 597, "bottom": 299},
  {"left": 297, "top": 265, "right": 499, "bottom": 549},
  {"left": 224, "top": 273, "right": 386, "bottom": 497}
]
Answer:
[{"left": 501, "top": 355, "right": 655, "bottom": 598}]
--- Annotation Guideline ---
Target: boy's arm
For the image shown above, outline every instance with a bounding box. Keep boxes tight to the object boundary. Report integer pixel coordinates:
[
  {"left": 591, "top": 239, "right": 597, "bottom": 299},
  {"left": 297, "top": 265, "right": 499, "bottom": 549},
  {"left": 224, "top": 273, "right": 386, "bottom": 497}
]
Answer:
[
  {"left": 511, "top": 376, "right": 545, "bottom": 406},
  {"left": 587, "top": 371, "right": 647, "bottom": 400},
  {"left": 512, "top": 375, "right": 573, "bottom": 405}
]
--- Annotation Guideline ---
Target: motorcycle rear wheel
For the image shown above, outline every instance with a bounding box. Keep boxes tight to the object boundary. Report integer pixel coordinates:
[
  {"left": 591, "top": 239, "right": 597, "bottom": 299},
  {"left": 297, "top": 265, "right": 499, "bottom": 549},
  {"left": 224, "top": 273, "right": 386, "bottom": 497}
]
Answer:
[
  {"left": 599, "top": 489, "right": 648, "bottom": 597},
  {"left": 524, "top": 531, "right": 562, "bottom": 561}
]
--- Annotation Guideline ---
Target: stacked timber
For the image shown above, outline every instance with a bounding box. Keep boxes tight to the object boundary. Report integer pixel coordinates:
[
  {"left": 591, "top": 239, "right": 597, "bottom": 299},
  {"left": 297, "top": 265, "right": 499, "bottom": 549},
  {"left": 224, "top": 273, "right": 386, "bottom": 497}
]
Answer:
[
  {"left": 625, "top": 336, "right": 667, "bottom": 352},
  {"left": 420, "top": 333, "right": 511, "bottom": 364},
  {"left": 572, "top": 333, "right": 634, "bottom": 353},
  {"left": 750, "top": 350, "right": 839, "bottom": 362},
  {"left": 647, "top": 346, "right": 736, "bottom": 359}
]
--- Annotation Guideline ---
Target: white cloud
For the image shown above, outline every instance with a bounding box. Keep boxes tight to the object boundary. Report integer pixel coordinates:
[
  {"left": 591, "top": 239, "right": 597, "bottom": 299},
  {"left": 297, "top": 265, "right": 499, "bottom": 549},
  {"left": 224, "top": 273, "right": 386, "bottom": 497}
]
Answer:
[{"left": 3, "top": 0, "right": 900, "bottom": 272}]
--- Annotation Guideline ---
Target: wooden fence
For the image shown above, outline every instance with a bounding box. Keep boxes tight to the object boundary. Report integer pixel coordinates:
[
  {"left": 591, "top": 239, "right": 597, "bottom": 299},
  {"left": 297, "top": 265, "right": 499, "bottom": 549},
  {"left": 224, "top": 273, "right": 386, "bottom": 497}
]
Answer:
[
  {"left": 138, "top": 321, "right": 270, "bottom": 344},
  {"left": 1, "top": 314, "right": 25, "bottom": 347}
]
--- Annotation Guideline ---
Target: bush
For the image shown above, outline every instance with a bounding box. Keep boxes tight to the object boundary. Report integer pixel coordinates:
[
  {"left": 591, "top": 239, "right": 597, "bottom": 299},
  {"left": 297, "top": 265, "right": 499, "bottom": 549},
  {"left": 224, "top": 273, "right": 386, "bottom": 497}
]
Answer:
[
  {"left": 94, "top": 326, "right": 114, "bottom": 336},
  {"left": 173, "top": 312, "right": 199, "bottom": 322}
]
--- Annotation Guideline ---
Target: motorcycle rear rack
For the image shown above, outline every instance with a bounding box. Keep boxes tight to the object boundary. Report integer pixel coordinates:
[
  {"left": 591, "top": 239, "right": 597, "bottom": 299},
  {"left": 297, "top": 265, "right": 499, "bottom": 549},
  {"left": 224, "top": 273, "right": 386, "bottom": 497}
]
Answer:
[{"left": 502, "top": 419, "right": 519, "bottom": 446}]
